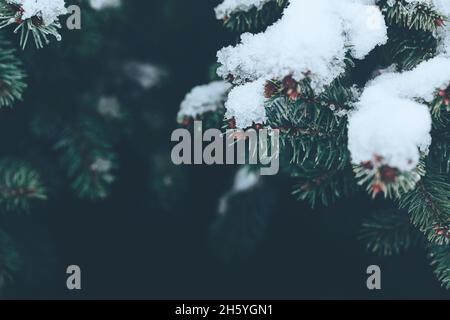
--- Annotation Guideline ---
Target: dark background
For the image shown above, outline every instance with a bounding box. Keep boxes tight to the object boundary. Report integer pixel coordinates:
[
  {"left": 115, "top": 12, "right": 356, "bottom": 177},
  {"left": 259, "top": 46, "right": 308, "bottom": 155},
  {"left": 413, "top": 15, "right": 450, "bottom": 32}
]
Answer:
[{"left": 0, "top": 0, "right": 448, "bottom": 299}]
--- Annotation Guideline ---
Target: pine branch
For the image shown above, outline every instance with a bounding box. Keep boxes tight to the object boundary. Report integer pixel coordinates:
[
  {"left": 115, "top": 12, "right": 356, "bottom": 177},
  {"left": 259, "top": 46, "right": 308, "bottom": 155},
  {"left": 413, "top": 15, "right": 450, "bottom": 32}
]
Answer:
[
  {"left": 424, "top": 87, "right": 450, "bottom": 175},
  {"left": 0, "top": 33, "right": 26, "bottom": 108},
  {"left": 209, "top": 175, "right": 273, "bottom": 262},
  {"left": 292, "top": 166, "right": 357, "bottom": 208},
  {"left": 429, "top": 141, "right": 450, "bottom": 176},
  {"left": 428, "top": 244, "right": 450, "bottom": 290},
  {"left": 353, "top": 161, "right": 425, "bottom": 199},
  {"left": 151, "top": 153, "right": 189, "bottom": 212},
  {"left": 0, "top": 228, "right": 21, "bottom": 289},
  {"left": 359, "top": 209, "right": 422, "bottom": 256},
  {"left": 379, "top": 0, "right": 445, "bottom": 33},
  {"left": 0, "top": 0, "right": 65, "bottom": 49},
  {"left": 265, "top": 78, "right": 354, "bottom": 171},
  {"left": 399, "top": 169, "right": 450, "bottom": 245},
  {"left": 429, "top": 85, "right": 450, "bottom": 125},
  {"left": 382, "top": 27, "right": 437, "bottom": 70},
  {"left": 220, "top": 0, "right": 287, "bottom": 33},
  {"left": 0, "top": 158, "right": 47, "bottom": 213},
  {"left": 54, "top": 116, "right": 118, "bottom": 200}
]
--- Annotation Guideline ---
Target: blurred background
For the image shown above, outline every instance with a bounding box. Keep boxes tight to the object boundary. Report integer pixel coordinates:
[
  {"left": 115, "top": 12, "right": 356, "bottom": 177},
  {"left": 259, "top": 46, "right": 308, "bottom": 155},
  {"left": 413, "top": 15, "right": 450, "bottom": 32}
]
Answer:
[{"left": 0, "top": 0, "right": 448, "bottom": 299}]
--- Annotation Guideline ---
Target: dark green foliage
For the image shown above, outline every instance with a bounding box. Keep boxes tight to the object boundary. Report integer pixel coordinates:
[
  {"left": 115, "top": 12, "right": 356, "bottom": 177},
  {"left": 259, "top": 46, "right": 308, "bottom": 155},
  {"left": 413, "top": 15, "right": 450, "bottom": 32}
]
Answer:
[
  {"left": 0, "top": 228, "right": 21, "bottom": 289},
  {"left": 378, "top": 0, "right": 443, "bottom": 70},
  {"left": 179, "top": 108, "right": 226, "bottom": 132},
  {"left": 151, "top": 153, "right": 189, "bottom": 212},
  {"left": 383, "top": 28, "right": 437, "bottom": 70},
  {"left": 265, "top": 78, "right": 357, "bottom": 207},
  {"left": 0, "top": 0, "right": 65, "bottom": 49},
  {"left": 265, "top": 80, "right": 353, "bottom": 171},
  {"left": 429, "top": 141, "right": 450, "bottom": 176},
  {"left": 399, "top": 169, "right": 450, "bottom": 245},
  {"left": 428, "top": 89, "right": 450, "bottom": 176},
  {"left": 54, "top": 117, "right": 117, "bottom": 200},
  {"left": 0, "top": 158, "right": 47, "bottom": 213},
  {"left": 429, "top": 89, "right": 450, "bottom": 124},
  {"left": 213, "top": 0, "right": 450, "bottom": 289},
  {"left": 428, "top": 244, "right": 450, "bottom": 289},
  {"left": 221, "top": 0, "right": 288, "bottom": 33},
  {"left": 353, "top": 162, "right": 425, "bottom": 199},
  {"left": 208, "top": 174, "right": 273, "bottom": 262},
  {"left": 380, "top": 0, "right": 444, "bottom": 33},
  {"left": 359, "top": 209, "right": 422, "bottom": 256},
  {"left": 292, "top": 166, "right": 356, "bottom": 208},
  {"left": 0, "top": 33, "right": 26, "bottom": 108}
]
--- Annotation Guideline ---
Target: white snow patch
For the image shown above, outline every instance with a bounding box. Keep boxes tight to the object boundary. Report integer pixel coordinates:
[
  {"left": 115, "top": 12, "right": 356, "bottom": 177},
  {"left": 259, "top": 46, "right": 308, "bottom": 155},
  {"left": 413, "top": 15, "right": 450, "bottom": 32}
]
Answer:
[
  {"left": 178, "top": 81, "right": 231, "bottom": 119},
  {"left": 89, "top": 0, "right": 121, "bottom": 10},
  {"left": 348, "top": 56, "right": 450, "bottom": 171},
  {"left": 224, "top": 78, "right": 267, "bottom": 128},
  {"left": 7, "top": 0, "right": 67, "bottom": 26},
  {"left": 215, "top": 0, "right": 272, "bottom": 20},
  {"left": 217, "top": 0, "right": 387, "bottom": 90}
]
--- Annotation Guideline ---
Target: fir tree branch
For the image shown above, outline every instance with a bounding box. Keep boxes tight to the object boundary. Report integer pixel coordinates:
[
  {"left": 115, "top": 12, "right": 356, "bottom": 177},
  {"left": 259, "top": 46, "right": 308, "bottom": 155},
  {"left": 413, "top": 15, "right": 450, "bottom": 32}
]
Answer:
[
  {"left": 0, "top": 33, "right": 26, "bottom": 108},
  {"left": 54, "top": 116, "right": 118, "bottom": 200},
  {"left": 0, "top": 158, "right": 47, "bottom": 213},
  {"left": 428, "top": 244, "right": 450, "bottom": 290},
  {"left": 399, "top": 169, "right": 450, "bottom": 245},
  {"left": 359, "top": 209, "right": 422, "bottom": 256},
  {"left": 0, "top": 228, "right": 21, "bottom": 289},
  {"left": 292, "top": 166, "right": 357, "bottom": 208},
  {"left": 0, "top": 0, "right": 65, "bottom": 49},
  {"left": 220, "top": 0, "right": 287, "bottom": 33},
  {"left": 382, "top": 27, "right": 437, "bottom": 70},
  {"left": 265, "top": 78, "right": 353, "bottom": 171},
  {"left": 379, "top": 0, "right": 445, "bottom": 33}
]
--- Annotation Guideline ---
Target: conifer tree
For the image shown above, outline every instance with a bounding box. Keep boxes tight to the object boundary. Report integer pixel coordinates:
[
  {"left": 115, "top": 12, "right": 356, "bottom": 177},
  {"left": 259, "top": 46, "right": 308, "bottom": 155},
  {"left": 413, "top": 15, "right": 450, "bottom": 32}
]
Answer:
[
  {"left": 180, "top": 0, "right": 450, "bottom": 289},
  {"left": 0, "top": 0, "right": 174, "bottom": 294}
]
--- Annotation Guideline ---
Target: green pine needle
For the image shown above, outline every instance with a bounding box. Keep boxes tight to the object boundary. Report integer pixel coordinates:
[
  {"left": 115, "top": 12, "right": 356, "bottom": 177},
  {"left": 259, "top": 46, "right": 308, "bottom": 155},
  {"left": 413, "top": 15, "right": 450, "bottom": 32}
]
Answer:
[
  {"left": 0, "top": 228, "right": 21, "bottom": 289},
  {"left": 428, "top": 244, "right": 450, "bottom": 290},
  {"left": 0, "top": 158, "right": 47, "bottom": 213},
  {"left": 0, "top": 1, "right": 64, "bottom": 49},
  {"left": 54, "top": 117, "right": 118, "bottom": 200},
  {"left": 380, "top": 0, "right": 446, "bottom": 32},
  {"left": 359, "top": 209, "right": 422, "bottom": 256},
  {"left": 0, "top": 33, "right": 26, "bottom": 108},
  {"left": 399, "top": 169, "right": 450, "bottom": 245},
  {"left": 221, "top": 0, "right": 287, "bottom": 33}
]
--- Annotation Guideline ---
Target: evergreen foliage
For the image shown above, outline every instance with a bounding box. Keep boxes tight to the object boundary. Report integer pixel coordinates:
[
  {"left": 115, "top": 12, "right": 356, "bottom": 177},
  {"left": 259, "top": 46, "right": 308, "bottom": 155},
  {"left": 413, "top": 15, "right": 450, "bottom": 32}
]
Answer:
[{"left": 181, "top": 0, "right": 450, "bottom": 289}]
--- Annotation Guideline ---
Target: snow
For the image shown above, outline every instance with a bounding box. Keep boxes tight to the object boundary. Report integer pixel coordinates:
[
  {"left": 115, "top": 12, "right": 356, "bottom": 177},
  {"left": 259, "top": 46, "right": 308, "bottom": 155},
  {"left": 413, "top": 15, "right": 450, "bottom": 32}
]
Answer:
[
  {"left": 97, "top": 96, "right": 122, "bottom": 119},
  {"left": 217, "top": 0, "right": 387, "bottom": 129},
  {"left": 215, "top": 0, "right": 272, "bottom": 20},
  {"left": 178, "top": 81, "right": 231, "bottom": 119},
  {"left": 218, "top": 166, "right": 260, "bottom": 214},
  {"left": 434, "top": 0, "right": 450, "bottom": 15},
  {"left": 348, "top": 56, "right": 450, "bottom": 171},
  {"left": 381, "top": 1, "right": 450, "bottom": 53},
  {"left": 7, "top": 0, "right": 67, "bottom": 26},
  {"left": 89, "top": 0, "right": 121, "bottom": 10},
  {"left": 90, "top": 157, "right": 113, "bottom": 173},
  {"left": 232, "top": 166, "right": 260, "bottom": 192},
  {"left": 433, "top": 0, "right": 450, "bottom": 54},
  {"left": 123, "top": 62, "right": 168, "bottom": 90},
  {"left": 209, "top": 0, "right": 450, "bottom": 167},
  {"left": 217, "top": 0, "right": 387, "bottom": 88},
  {"left": 224, "top": 78, "right": 267, "bottom": 128},
  {"left": 90, "top": 157, "right": 115, "bottom": 183}
]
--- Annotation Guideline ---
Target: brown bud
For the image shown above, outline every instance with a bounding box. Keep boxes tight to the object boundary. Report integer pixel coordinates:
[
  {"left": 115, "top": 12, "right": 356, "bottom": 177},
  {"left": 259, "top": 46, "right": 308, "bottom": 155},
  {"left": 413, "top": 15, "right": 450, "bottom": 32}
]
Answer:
[
  {"left": 435, "top": 18, "right": 445, "bottom": 27},
  {"left": 228, "top": 118, "right": 236, "bottom": 129},
  {"left": 380, "top": 166, "right": 397, "bottom": 183},
  {"left": 264, "top": 82, "right": 278, "bottom": 98}
]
